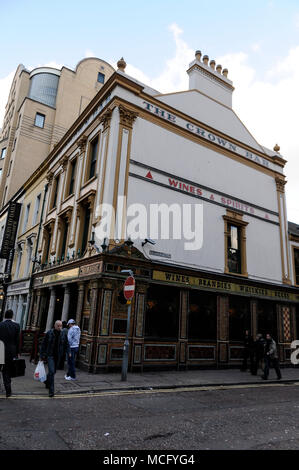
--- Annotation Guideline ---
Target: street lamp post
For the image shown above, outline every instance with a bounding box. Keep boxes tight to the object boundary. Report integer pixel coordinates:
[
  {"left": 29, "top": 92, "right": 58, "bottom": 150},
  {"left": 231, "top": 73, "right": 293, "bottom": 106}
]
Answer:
[{"left": 120, "top": 269, "right": 135, "bottom": 382}]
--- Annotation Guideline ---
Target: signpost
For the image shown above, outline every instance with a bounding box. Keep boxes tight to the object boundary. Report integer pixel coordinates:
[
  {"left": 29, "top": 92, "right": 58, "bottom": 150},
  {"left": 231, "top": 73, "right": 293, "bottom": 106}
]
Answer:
[{"left": 121, "top": 272, "right": 135, "bottom": 381}]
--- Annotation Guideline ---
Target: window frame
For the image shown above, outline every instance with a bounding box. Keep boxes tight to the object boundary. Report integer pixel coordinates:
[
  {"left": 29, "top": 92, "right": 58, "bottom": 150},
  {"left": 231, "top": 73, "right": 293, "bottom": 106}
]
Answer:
[
  {"left": 34, "top": 112, "right": 45, "bottom": 128},
  {"left": 292, "top": 246, "right": 299, "bottom": 286},
  {"left": 97, "top": 72, "right": 105, "bottom": 84},
  {"left": 223, "top": 211, "right": 248, "bottom": 277},
  {"left": 85, "top": 134, "right": 99, "bottom": 182},
  {"left": 0, "top": 147, "right": 6, "bottom": 159}
]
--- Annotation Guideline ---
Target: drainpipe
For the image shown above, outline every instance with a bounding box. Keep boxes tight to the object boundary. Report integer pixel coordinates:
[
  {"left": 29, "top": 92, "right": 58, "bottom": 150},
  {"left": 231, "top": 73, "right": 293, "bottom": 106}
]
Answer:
[{"left": 21, "top": 183, "right": 48, "bottom": 329}]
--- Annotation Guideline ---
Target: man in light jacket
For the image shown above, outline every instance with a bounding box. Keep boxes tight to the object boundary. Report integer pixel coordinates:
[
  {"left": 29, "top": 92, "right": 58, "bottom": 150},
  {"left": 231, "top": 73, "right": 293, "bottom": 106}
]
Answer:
[{"left": 65, "top": 319, "right": 81, "bottom": 381}]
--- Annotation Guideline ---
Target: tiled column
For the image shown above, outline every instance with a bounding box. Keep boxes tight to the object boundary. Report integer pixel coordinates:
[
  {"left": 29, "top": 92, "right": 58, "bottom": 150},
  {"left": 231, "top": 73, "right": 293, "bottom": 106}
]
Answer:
[
  {"left": 217, "top": 295, "right": 229, "bottom": 364},
  {"left": 76, "top": 282, "right": 86, "bottom": 326}
]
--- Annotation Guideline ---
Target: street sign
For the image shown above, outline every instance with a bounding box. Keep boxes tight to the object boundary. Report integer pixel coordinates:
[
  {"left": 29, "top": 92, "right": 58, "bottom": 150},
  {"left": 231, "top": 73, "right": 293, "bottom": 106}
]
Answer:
[{"left": 123, "top": 276, "right": 135, "bottom": 300}]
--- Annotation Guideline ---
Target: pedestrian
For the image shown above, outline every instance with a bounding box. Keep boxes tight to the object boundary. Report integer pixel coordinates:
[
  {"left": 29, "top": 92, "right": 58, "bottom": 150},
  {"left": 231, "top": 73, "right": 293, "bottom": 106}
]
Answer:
[
  {"left": 40, "top": 320, "right": 67, "bottom": 397},
  {"left": 241, "top": 329, "right": 254, "bottom": 372},
  {"left": 261, "top": 333, "right": 281, "bottom": 380},
  {"left": 251, "top": 333, "right": 265, "bottom": 375},
  {"left": 57, "top": 321, "right": 68, "bottom": 370},
  {"left": 0, "top": 310, "right": 20, "bottom": 398},
  {"left": 65, "top": 319, "right": 81, "bottom": 381}
]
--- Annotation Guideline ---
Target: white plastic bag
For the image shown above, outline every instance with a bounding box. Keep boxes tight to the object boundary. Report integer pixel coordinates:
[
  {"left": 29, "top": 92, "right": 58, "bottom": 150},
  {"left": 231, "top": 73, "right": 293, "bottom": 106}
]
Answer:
[{"left": 34, "top": 361, "right": 47, "bottom": 382}]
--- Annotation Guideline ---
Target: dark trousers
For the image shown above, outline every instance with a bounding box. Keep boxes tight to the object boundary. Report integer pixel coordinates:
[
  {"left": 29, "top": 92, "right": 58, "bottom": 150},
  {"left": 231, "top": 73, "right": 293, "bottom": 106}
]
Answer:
[
  {"left": 67, "top": 348, "right": 78, "bottom": 379},
  {"left": 1, "top": 361, "right": 13, "bottom": 394},
  {"left": 263, "top": 356, "right": 281, "bottom": 379},
  {"left": 47, "top": 356, "right": 57, "bottom": 395},
  {"left": 241, "top": 349, "right": 254, "bottom": 372}
]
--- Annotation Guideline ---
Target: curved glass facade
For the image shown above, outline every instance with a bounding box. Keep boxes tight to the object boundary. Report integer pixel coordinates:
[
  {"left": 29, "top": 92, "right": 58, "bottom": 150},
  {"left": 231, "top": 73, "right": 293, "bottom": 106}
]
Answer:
[{"left": 29, "top": 73, "right": 59, "bottom": 107}]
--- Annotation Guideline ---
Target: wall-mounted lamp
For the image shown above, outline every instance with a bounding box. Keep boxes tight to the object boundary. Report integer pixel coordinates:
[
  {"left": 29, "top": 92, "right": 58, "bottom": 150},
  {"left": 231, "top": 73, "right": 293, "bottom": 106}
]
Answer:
[{"left": 142, "top": 238, "right": 156, "bottom": 247}]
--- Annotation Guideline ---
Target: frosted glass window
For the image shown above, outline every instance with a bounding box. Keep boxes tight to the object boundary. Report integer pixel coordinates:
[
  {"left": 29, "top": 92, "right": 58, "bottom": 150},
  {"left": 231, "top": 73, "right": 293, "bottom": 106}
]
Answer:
[
  {"left": 34, "top": 113, "right": 45, "bottom": 128},
  {"left": 29, "top": 73, "right": 59, "bottom": 107}
]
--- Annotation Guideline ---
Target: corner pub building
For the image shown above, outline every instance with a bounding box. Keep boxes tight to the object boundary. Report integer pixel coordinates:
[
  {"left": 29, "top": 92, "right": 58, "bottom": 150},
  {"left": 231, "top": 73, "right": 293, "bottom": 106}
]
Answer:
[{"left": 24, "top": 52, "right": 299, "bottom": 372}]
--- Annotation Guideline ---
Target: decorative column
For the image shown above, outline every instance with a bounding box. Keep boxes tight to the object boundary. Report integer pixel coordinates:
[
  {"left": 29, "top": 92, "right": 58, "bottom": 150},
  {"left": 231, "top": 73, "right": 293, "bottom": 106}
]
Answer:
[
  {"left": 112, "top": 105, "right": 138, "bottom": 241},
  {"left": 76, "top": 282, "right": 86, "bottom": 326},
  {"left": 275, "top": 176, "right": 291, "bottom": 284},
  {"left": 69, "top": 136, "right": 87, "bottom": 247},
  {"left": 179, "top": 289, "right": 188, "bottom": 370},
  {"left": 94, "top": 110, "right": 113, "bottom": 223},
  {"left": 88, "top": 280, "right": 99, "bottom": 336},
  {"left": 45, "top": 287, "right": 56, "bottom": 332},
  {"left": 131, "top": 283, "right": 148, "bottom": 372},
  {"left": 250, "top": 299, "right": 257, "bottom": 339},
  {"left": 217, "top": 295, "right": 229, "bottom": 364},
  {"left": 61, "top": 285, "right": 71, "bottom": 322}
]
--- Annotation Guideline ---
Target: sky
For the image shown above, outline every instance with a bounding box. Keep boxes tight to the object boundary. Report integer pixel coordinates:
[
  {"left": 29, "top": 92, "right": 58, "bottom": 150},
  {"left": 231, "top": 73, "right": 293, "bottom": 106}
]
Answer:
[{"left": 1, "top": 0, "right": 299, "bottom": 222}]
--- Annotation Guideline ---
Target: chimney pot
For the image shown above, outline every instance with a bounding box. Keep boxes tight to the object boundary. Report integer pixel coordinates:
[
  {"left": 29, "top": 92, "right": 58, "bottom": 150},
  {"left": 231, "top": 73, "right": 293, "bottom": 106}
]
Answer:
[
  {"left": 117, "top": 57, "right": 127, "bottom": 72},
  {"left": 216, "top": 64, "right": 222, "bottom": 73},
  {"left": 222, "top": 68, "right": 228, "bottom": 77},
  {"left": 195, "top": 50, "right": 202, "bottom": 61},
  {"left": 203, "top": 55, "right": 209, "bottom": 65},
  {"left": 210, "top": 60, "right": 216, "bottom": 70}
]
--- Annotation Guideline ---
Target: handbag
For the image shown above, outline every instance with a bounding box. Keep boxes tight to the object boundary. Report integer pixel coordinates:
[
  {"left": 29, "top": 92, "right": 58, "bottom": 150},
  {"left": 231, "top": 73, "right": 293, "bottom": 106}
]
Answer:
[
  {"left": 34, "top": 360, "right": 47, "bottom": 382},
  {"left": 9, "top": 358, "right": 26, "bottom": 378}
]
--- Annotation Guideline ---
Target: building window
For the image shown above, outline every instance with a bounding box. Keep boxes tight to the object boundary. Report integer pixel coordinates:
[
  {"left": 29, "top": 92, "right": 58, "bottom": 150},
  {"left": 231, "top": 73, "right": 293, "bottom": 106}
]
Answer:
[
  {"left": 1, "top": 148, "right": 6, "bottom": 159},
  {"left": 68, "top": 159, "right": 77, "bottom": 196},
  {"left": 188, "top": 291, "right": 217, "bottom": 341},
  {"left": 12, "top": 138, "right": 16, "bottom": 151},
  {"left": 32, "top": 194, "right": 41, "bottom": 225},
  {"left": 34, "top": 112, "right": 45, "bottom": 128},
  {"left": 15, "top": 245, "right": 23, "bottom": 279},
  {"left": 51, "top": 175, "right": 60, "bottom": 209},
  {"left": 97, "top": 72, "right": 105, "bottom": 84},
  {"left": 145, "top": 285, "right": 180, "bottom": 340},
  {"left": 25, "top": 238, "right": 34, "bottom": 277},
  {"left": 223, "top": 212, "right": 248, "bottom": 276},
  {"left": 293, "top": 248, "right": 299, "bottom": 285},
  {"left": 87, "top": 135, "right": 99, "bottom": 181},
  {"left": 7, "top": 161, "right": 12, "bottom": 177},
  {"left": 60, "top": 220, "right": 69, "bottom": 261},
  {"left": 0, "top": 169, "right": 2, "bottom": 179},
  {"left": 22, "top": 204, "right": 31, "bottom": 233},
  {"left": 81, "top": 208, "right": 91, "bottom": 255},
  {"left": 229, "top": 296, "right": 251, "bottom": 341}
]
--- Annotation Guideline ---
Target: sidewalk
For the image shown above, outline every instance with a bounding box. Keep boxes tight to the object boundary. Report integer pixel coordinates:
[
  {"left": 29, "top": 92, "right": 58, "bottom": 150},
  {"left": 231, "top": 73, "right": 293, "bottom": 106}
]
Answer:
[{"left": 2, "top": 355, "right": 299, "bottom": 396}]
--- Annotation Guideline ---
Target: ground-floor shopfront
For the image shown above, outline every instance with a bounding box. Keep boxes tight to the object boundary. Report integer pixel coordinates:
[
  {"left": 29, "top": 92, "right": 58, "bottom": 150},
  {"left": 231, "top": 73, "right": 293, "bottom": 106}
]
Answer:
[{"left": 27, "top": 247, "right": 299, "bottom": 372}]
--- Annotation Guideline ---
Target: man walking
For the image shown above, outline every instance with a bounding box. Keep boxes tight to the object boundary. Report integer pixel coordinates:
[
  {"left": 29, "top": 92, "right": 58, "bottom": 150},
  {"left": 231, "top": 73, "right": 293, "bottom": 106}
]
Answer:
[
  {"left": 40, "top": 320, "right": 67, "bottom": 397},
  {"left": 0, "top": 310, "right": 20, "bottom": 398},
  {"left": 251, "top": 333, "right": 265, "bottom": 375},
  {"left": 261, "top": 333, "right": 282, "bottom": 380},
  {"left": 65, "top": 319, "right": 81, "bottom": 381}
]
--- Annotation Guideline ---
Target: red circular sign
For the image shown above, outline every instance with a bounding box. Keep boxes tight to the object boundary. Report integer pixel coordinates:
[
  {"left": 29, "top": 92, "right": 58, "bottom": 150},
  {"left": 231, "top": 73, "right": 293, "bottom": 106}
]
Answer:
[{"left": 123, "top": 276, "right": 135, "bottom": 300}]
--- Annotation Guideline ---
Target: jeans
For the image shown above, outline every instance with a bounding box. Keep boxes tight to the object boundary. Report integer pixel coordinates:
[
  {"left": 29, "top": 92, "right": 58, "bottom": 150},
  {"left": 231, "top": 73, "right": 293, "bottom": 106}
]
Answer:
[
  {"left": 47, "top": 356, "right": 57, "bottom": 395},
  {"left": 67, "top": 348, "right": 78, "bottom": 379},
  {"left": 263, "top": 356, "right": 281, "bottom": 379}
]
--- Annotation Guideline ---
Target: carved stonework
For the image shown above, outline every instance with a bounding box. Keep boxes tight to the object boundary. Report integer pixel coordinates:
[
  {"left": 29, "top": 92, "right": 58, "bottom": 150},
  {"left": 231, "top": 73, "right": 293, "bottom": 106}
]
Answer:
[
  {"left": 99, "top": 109, "right": 113, "bottom": 131},
  {"left": 118, "top": 105, "right": 138, "bottom": 128},
  {"left": 65, "top": 209, "right": 73, "bottom": 224},
  {"left": 61, "top": 155, "right": 69, "bottom": 172},
  {"left": 77, "top": 135, "right": 88, "bottom": 154},
  {"left": 46, "top": 172, "right": 54, "bottom": 184},
  {"left": 275, "top": 176, "right": 287, "bottom": 193}
]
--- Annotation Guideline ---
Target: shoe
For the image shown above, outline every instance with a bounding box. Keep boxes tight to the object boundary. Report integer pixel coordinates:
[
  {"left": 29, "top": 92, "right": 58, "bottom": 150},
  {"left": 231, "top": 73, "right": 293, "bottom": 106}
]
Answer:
[
  {"left": 277, "top": 376, "right": 281, "bottom": 380},
  {"left": 49, "top": 392, "right": 54, "bottom": 398},
  {"left": 65, "top": 375, "right": 72, "bottom": 381},
  {"left": 6, "top": 392, "right": 11, "bottom": 398}
]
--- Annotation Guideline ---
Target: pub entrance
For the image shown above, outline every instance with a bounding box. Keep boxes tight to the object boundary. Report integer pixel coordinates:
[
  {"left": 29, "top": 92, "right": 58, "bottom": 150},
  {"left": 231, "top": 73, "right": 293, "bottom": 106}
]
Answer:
[{"left": 257, "top": 299, "right": 278, "bottom": 341}]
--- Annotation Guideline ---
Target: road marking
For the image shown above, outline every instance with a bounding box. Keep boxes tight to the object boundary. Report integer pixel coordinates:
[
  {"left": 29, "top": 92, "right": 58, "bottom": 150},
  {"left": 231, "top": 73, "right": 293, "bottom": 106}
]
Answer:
[{"left": 0, "top": 381, "right": 298, "bottom": 400}]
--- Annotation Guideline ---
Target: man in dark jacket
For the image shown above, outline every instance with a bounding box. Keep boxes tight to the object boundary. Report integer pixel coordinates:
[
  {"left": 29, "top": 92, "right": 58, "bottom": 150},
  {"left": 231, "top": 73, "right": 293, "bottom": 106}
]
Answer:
[
  {"left": 40, "top": 320, "right": 67, "bottom": 397},
  {"left": 0, "top": 309, "right": 20, "bottom": 398},
  {"left": 262, "top": 333, "right": 281, "bottom": 380},
  {"left": 251, "top": 333, "right": 265, "bottom": 375},
  {"left": 241, "top": 329, "right": 254, "bottom": 372}
]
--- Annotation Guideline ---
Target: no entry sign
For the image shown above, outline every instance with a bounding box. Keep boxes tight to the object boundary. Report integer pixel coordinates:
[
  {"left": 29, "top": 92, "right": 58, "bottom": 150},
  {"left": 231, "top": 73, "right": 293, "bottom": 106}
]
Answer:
[{"left": 123, "top": 276, "right": 135, "bottom": 300}]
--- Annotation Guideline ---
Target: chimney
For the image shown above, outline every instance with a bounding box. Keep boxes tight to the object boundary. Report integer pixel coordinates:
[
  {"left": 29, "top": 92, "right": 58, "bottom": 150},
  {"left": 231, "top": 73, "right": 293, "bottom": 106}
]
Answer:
[{"left": 187, "top": 50, "right": 234, "bottom": 107}]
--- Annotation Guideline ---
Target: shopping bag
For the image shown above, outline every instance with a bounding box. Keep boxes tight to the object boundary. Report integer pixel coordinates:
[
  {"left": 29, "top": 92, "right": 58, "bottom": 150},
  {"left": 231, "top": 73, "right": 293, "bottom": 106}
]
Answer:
[{"left": 34, "top": 360, "right": 47, "bottom": 382}]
